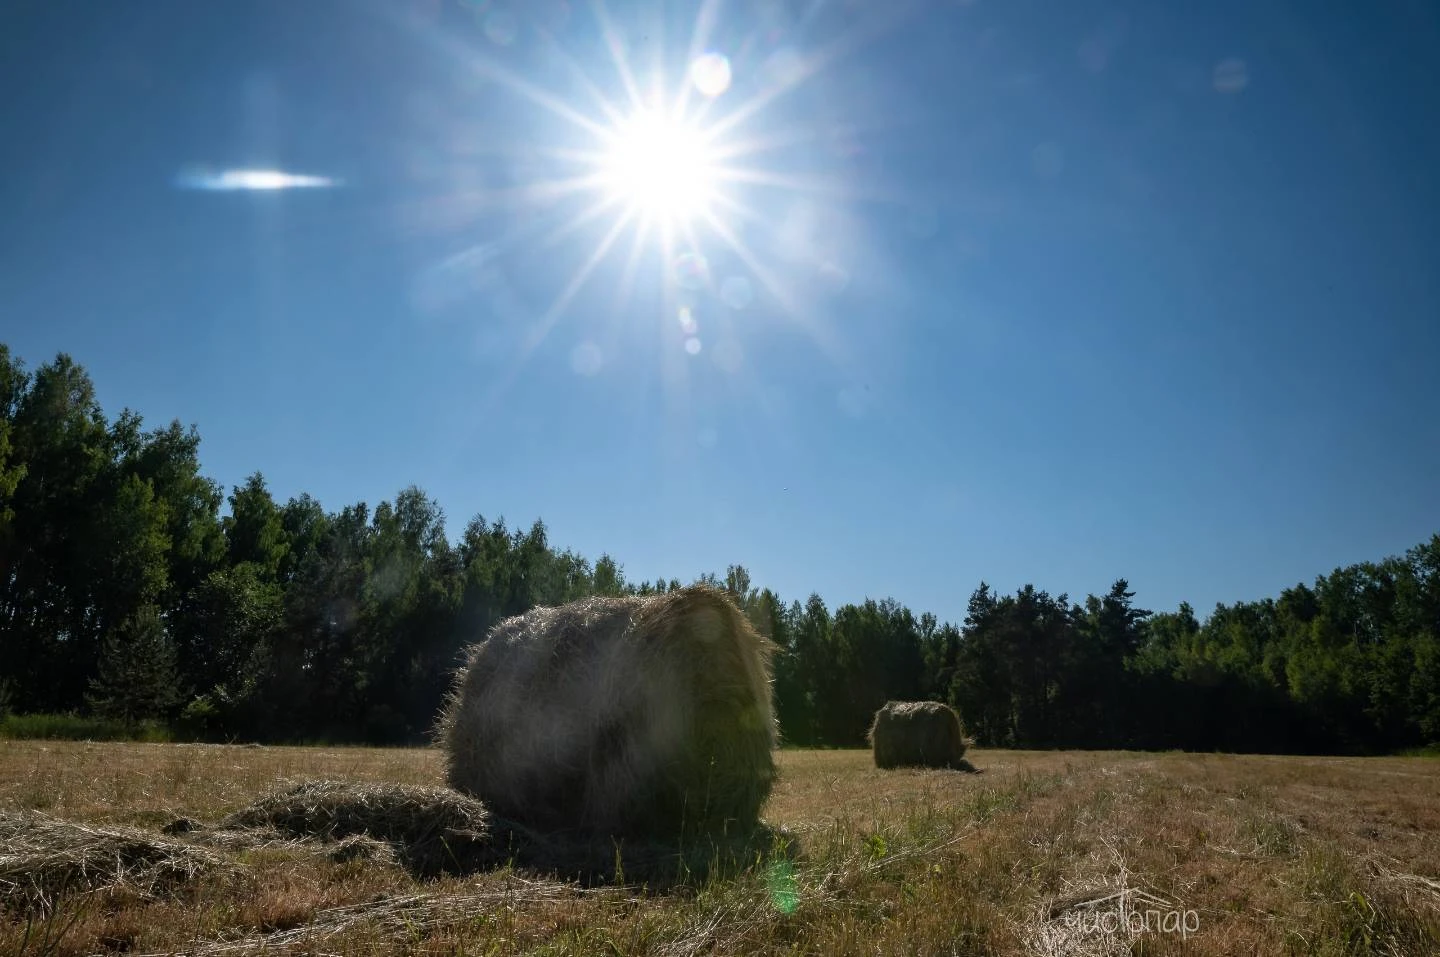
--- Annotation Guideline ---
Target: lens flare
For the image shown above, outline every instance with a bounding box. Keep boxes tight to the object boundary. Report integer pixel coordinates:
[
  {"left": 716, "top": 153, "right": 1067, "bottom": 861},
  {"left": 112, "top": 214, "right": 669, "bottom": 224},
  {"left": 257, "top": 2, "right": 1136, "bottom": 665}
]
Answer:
[
  {"left": 175, "top": 167, "right": 338, "bottom": 191},
  {"left": 673, "top": 250, "right": 710, "bottom": 289},
  {"left": 689, "top": 52, "right": 733, "bottom": 98}
]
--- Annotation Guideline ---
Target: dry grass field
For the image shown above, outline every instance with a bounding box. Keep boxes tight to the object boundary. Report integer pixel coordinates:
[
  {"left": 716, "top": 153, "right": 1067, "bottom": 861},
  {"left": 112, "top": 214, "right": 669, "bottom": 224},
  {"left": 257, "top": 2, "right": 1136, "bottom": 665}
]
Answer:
[{"left": 1, "top": 741, "right": 1437, "bottom": 955}]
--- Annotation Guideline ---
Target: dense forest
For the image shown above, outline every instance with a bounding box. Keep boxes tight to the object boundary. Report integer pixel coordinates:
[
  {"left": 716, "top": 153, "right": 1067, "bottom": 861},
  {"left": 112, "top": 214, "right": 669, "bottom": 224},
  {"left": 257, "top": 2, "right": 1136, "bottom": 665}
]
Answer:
[{"left": 2, "top": 345, "right": 1437, "bottom": 753}]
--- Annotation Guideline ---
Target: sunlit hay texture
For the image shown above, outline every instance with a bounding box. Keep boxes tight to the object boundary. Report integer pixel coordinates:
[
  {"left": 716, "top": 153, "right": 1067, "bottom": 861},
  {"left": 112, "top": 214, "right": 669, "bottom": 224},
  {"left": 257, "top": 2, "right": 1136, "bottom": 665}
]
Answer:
[
  {"left": 868, "top": 700, "right": 967, "bottom": 770},
  {"left": 0, "top": 811, "right": 227, "bottom": 915},
  {"left": 437, "top": 586, "right": 778, "bottom": 839},
  {"left": 218, "top": 780, "right": 492, "bottom": 876}
]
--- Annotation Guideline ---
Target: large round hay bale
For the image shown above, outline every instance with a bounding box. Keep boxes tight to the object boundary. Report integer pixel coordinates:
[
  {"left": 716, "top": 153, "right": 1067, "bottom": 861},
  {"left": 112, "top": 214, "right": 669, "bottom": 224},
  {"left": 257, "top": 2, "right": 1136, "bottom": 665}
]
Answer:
[
  {"left": 436, "top": 586, "right": 778, "bottom": 838},
  {"left": 868, "top": 700, "right": 967, "bottom": 770}
]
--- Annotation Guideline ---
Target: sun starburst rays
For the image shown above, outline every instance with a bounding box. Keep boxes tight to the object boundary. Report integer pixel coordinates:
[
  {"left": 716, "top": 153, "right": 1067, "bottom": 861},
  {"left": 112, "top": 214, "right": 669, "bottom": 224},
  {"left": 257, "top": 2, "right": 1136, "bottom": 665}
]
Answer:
[{"left": 392, "top": 0, "right": 909, "bottom": 420}]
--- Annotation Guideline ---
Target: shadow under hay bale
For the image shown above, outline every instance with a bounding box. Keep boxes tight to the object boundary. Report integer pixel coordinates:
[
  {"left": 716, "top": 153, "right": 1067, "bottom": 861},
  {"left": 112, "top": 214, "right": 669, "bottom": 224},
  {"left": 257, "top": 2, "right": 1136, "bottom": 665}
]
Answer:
[
  {"left": 490, "top": 819, "right": 800, "bottom": 889},
  {"left": 0, "top": 811, "right": 227, "bottom": 915},
  {"left": 437, "top": 586, "right": 778, "bottom": 840},
  {"left": 214, "top": 779, "right": 798, "bottom": 888},
  {"left": 868, "top": 700, "right": 970, "bottom": 770}
]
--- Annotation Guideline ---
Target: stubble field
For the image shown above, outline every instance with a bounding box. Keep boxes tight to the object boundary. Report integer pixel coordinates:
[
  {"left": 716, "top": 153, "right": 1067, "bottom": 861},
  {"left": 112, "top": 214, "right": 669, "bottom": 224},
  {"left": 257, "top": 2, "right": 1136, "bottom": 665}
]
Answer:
[{"left": 1, "top": 741, "right": 1437, "bottom": 956}]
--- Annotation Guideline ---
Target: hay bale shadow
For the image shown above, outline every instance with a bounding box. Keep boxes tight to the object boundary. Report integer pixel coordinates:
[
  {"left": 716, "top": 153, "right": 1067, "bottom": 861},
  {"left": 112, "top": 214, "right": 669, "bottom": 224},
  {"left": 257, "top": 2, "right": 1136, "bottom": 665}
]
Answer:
[
  {"left": 215, "top": 780, "right": 796, "bottom": 888},
  {"left": 0, "top": 811, "right": 228, "bottom": 915},
  {"left": 486, "top": 818, "right": 799, "bottom": 889}
]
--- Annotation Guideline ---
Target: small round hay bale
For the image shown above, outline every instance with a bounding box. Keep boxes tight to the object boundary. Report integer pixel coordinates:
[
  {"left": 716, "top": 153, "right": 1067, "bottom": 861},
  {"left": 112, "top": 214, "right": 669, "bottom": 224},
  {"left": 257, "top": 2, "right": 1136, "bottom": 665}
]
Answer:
[
  {"left": 436, "top": 586, "right": 778, "bottom": 838},
  {"left": 868, "top": 700, "right": 967, "bottom": 770}
]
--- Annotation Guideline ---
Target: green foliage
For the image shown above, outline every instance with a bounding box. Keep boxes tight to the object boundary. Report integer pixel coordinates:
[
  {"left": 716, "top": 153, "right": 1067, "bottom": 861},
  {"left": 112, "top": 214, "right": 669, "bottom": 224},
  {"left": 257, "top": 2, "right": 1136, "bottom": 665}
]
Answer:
[
  {"left": 224, "top": 472, "right": 289, "bottom": 579},
  {"left": 0, "top": 712, "right": 172, "bottom": 742},
  {"left": 86, "top": 606, "right": 183, "bottom": 723},
  {"left": 2, "top": 343, "right": 1438, "bottom": 752}
]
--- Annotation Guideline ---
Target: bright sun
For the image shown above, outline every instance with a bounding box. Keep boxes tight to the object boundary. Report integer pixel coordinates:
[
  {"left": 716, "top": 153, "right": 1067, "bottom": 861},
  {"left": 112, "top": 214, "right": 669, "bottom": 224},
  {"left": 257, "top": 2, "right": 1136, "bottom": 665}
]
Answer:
[{"left": 599, "top": 109, "right": 719, "bottom": 226}]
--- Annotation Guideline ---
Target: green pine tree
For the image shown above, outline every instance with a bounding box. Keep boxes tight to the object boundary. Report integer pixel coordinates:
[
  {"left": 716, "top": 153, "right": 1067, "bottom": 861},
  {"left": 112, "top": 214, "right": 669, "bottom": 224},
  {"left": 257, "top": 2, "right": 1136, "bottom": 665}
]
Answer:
[{"left": 86, "top": 606, "right": 182, "bottom": 723}]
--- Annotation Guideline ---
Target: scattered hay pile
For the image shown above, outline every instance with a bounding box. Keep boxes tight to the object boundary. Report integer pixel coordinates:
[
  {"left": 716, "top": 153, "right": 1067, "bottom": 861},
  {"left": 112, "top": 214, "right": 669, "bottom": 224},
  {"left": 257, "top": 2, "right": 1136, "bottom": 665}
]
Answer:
[
  {"left": 868, "top": 700, "right": 969, "bottom": 770},
  {"left": 437, "top": 585, "right": 778, "bottom": 839},
  {"left": 215, "top": 778, "right": 791, "bottom": 887},
  {"left": 0, "top": 810, "right": 226, "bottom": 913},
  {"left": 218, "top": 780, "right": 493, "bottom": 876}
]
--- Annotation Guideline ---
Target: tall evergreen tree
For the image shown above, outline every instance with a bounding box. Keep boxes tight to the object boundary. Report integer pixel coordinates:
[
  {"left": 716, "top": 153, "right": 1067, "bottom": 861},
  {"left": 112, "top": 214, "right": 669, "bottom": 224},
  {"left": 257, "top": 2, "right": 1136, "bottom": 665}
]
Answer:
[{"left": 86, "top": 606, "right": 182, "bottom": 723}]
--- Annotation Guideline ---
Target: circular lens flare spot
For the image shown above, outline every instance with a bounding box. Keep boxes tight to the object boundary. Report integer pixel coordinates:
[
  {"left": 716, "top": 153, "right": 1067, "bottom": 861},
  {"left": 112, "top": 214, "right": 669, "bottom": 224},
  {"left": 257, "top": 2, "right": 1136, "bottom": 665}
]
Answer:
[
  {"left": 684, "top": 337, "right": 702, "bottom": 355},
  {"left": 673, "top": 250, "right": 710, "bottom": 289},
  {"left": 690, "top": 53, "right": 733, "bottom": 97}
]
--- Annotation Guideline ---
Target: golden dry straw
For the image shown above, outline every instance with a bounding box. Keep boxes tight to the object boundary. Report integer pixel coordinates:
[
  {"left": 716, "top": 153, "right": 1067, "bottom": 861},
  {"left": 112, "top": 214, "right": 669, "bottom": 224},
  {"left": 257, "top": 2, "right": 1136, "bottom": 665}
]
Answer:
[
  {"left": 218, "top": 780, "right": 492, "bottom": 876},
  {"left": 215, "top": 779, "right": 792, "bottom": 887},
  {"left": 867, "top": 700, "right": 968, "bottom": 770},
  {"left": 0, "top": 810, "right": 226, "bottom": 915},
  {"left": 436, "top": 586, "right": 778, "bottom": 839}
]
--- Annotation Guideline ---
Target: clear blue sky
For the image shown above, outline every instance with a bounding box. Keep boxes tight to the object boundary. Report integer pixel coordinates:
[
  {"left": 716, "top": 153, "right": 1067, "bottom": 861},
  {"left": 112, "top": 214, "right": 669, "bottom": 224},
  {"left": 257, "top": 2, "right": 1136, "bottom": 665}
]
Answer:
[{"left": 3, "top": 0, "right": 1437, "bottom": 626}]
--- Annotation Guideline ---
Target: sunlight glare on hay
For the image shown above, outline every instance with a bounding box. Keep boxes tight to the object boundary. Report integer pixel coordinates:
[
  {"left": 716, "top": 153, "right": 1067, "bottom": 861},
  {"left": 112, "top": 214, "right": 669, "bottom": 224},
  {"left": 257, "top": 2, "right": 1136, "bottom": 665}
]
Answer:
[{"left": 175, "top": 167, "right": 338, "bottom": 191}]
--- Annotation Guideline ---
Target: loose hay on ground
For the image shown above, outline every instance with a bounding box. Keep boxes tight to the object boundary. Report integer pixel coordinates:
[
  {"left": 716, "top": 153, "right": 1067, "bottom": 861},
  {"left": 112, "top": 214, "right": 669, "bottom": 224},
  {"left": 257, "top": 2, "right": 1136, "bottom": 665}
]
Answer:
[
  {"left": 0, "top": 810, "right": 227, "bottom": 914},
  {"left": 152, "top": 885, "right": 594, "bottom": 956},
  {"left": 868, "top": 700, "right": 971, "bottom": 771},
  {"left": 325, "top": 834, "right": 400, "bottom": 866},
  {"left": 214, "top": 779, "right": 795, "bottom": 887},
  {"left": 437, "top": 585, "right": 779, "bottom": 839},
  {"left": 219, "top": 780, "right": 492, "bottom": 876}
]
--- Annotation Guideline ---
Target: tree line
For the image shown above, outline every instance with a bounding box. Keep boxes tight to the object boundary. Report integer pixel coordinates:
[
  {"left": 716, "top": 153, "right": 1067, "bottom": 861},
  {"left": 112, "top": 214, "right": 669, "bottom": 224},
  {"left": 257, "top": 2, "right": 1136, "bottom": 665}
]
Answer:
[{"left": 2, "top": 345, "right": 1437, "bottom": 752}]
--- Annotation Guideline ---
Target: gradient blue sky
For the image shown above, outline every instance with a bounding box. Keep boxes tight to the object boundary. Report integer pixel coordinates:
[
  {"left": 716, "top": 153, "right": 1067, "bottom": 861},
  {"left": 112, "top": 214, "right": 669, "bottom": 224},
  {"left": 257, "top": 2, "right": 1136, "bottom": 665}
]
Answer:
[{"left": 2, "top": 0, "right": 1437, "bottom": 625}]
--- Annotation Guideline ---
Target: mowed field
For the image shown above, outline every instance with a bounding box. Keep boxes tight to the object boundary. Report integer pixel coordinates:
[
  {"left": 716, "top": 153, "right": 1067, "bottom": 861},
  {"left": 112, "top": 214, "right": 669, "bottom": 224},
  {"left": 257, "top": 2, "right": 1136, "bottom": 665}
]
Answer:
[{"left": 2, "top": 741, "right": 1438, "bottom": 956}]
